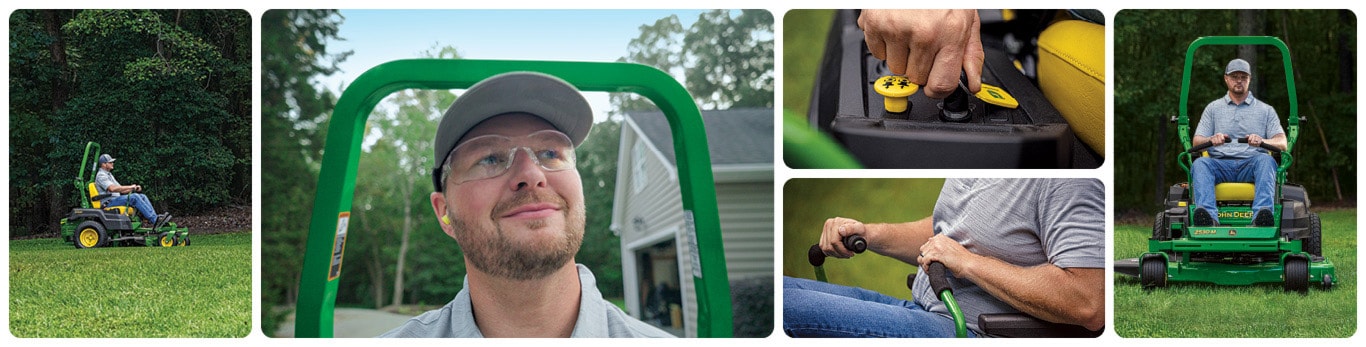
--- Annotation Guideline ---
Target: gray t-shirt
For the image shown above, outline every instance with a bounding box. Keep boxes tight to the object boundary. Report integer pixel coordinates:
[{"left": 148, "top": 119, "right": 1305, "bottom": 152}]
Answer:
[
  {"left": 911, "top": 178, "right": 1105, "bottom": 335},
  {"left": 94, "top": 169, "right": 121, "bottom": 198},
  {"left": 1195, "top": 93, "right": 1284, "bottom": 159},
  {"left": 379, "top": 264, "right": 675, "bottom": 338}
]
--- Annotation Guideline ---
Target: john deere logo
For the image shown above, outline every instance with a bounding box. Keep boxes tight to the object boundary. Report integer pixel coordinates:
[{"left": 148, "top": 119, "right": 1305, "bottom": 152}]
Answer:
[
  {"left": 1218, "top": 211, "right": 1254, "bottom": 219},
  {"left": 1229, "top": 229, "right": 1237, "bottom": 236}
]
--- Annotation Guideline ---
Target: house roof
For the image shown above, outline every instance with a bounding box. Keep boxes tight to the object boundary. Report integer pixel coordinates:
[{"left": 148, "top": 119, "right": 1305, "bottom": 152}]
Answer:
[{"left": 625, "top": 108, "right": 773, "bottom": 166}]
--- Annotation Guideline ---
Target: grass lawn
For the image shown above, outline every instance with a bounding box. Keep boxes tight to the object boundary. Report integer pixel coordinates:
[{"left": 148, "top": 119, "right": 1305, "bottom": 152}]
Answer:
[
  {"left": 10, "top": 231, "right": 252, "bottom": 337},
  {"left": 1113, "top": 209, "right": 1357, "bottom": 337},
  {"left": 782, "top": 179, "right": 943, "bottom": 300},
  {"left": 782, "top": 9, "right": 833, "bottom": 118}
]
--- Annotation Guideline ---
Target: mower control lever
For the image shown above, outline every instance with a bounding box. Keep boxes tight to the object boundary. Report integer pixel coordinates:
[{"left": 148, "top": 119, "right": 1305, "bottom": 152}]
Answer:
[
  {"left": 1234, "top": 137, "right": 1283, "bottom": 153},
  {"left": 806, "top": 235, "right": 867, "bottom": 267}
]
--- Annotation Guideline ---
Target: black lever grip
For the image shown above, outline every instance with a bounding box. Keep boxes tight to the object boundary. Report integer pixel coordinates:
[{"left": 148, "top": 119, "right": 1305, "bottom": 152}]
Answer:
[
  {"left": 1235, "top": 137, "right": 1282, "bottom": 153},
  {"left": 807, "top": 235, "right": 869, "bottom": 267},
  {"left": 927, "top": 262, "right": 953, "bottom": 295}
]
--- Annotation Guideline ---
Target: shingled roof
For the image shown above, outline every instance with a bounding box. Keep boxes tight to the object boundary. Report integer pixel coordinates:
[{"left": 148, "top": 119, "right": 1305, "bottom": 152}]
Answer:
[{"left": 624, "top": 108, "right": 774, "bottom": 166}]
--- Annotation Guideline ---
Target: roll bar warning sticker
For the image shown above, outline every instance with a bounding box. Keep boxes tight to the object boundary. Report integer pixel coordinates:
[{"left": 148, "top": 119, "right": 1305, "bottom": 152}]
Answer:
[{"left": 329, "top": 212, "right": 350, "bottom": 281}]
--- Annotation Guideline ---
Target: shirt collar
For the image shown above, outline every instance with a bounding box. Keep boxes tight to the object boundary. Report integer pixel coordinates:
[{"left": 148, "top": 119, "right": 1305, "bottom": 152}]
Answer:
[
  {"left": 1223, "top": 92, "right": 1257, "bottom": 106},
  {"left": 454, "top": 264, "right": 606, "bottom": 337}
]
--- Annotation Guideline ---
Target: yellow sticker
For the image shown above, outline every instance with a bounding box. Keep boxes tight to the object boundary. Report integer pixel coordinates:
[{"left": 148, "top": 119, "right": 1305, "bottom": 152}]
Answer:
[
  {"left": 975, "top": 83, "right": 1019, "bottom": 109},
  {"left": 329, "top": 212, "right": 350, "bottom": 281}
]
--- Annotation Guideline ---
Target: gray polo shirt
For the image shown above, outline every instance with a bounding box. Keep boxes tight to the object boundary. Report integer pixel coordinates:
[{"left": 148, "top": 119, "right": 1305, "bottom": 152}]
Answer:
[
  {"left": 379, "top": 264, "right": 675, "bottom": 338},
  {"left": 911, "top": 178, "right": 1105, "bottom": 335},
  {"left": 94, "top": 169, "right": 121, "bottom": 198},
  {"left": 1195, "top": 93, "right": 1284, "bottom": 159}
]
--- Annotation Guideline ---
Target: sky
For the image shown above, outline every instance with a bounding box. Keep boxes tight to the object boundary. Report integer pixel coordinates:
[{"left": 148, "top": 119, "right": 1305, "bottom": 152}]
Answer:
[{"left": 317, "top": 9, "right": 708, "bottom": 124}]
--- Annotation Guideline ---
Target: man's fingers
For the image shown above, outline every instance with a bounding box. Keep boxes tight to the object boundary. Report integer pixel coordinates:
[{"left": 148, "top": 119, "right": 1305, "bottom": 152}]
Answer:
[
  {"left": 864, "top": 31, "right": 888, "bottom": 62},
  {"left": 924, "top": 48, "right": 964, "bottom": 98},
  {"left": 963, "top": 19, "right": 985, "bottom": 94},
  {"left": 884, "top": 39, "right": 911, "bottom": 77}
]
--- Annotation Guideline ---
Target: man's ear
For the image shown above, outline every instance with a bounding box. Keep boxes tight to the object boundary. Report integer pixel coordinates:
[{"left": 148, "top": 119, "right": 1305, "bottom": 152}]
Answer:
[{"left": 430, "top": 192, "right": 457, "bottom": 240}]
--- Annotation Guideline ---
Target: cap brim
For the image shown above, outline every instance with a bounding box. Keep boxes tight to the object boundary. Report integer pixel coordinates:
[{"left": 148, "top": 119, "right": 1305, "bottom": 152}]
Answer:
[{"left": 431, "top": 71, "right": 593, "bottom": 191}]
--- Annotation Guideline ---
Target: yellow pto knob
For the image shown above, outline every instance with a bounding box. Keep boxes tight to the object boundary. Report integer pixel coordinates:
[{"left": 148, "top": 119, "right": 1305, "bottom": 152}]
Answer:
[{"left": 874, "top": 75, "right": 919, "bottom": 113}]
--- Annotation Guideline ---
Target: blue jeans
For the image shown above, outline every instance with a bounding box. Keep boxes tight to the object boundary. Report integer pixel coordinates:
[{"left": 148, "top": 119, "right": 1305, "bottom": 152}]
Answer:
[
  {"left": 104, "top": 193, "right": 158, "bottom": 224},
  {"left": 783, "top": 276, "right": 976, "bottom": 338},
  {"left": 1191, "top": 155, "right": 1276, "bottom": 224}
]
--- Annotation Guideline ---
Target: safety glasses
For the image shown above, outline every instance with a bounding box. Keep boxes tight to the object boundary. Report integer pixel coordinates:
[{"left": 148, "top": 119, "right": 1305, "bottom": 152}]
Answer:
[{"left": 440, "top": 129, "right": 576, "bottom": 186}]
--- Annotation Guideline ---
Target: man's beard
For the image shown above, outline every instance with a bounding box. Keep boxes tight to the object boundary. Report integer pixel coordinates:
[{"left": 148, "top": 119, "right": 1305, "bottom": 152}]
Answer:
[{"left": 450, "top": 190, "right": 585, "bottom": 281}]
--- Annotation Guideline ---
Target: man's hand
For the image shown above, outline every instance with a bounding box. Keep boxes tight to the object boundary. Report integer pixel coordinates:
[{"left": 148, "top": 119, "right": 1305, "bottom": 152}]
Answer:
[
  {"left": 858, "top": 9, "right": 984, "bottom": 98},
  {"left": 820, "top": 217, "right": 867, "bottom": 259},
  {"left": 1246, "top": 134, "right": 1264, "bottom": 147},
  {"left": 916, "top": 234, "right": 975, "bottom": 272},
  {"left": 1212, "top": 133, "right": 1229, "bottom": 145}
]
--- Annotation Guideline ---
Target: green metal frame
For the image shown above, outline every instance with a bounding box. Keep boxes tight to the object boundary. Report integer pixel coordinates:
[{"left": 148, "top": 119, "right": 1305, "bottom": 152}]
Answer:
[
  {"left": 294, "top": 59, "right": 733, "bottom": 337},
  {"left": 1150, "top": 36, "right": 1334, "bottom": 287}
]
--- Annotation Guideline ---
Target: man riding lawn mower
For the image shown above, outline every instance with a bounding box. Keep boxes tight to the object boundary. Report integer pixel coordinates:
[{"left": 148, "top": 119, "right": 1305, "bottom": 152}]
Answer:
[
  {"left": 60, "top": 142, "right": 189, "bottom": 248},
  {"left": 1115, "top": 36, "right": 1336, "bottom": 293}
]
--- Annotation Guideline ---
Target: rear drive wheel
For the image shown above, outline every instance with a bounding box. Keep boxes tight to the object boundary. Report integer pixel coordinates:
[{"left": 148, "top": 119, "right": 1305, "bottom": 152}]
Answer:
[
  {"left": 1283, "top": 256, "right": 1309, "bottom": 294},
  {"left": 75, "top": 221, "right": 108, "bottom": 249},
  {"left": 158, "top": 232, "right": 176, "bottom": 247},
  {"left": 1140, "top": 255, "right": 1166, "bottom": 290},
  {"left": 1304, "top": 213, "right": 1322, "bottom": 257},
  {"left": 1151, "top": 212, "right": 1168, "bottom": 241}
]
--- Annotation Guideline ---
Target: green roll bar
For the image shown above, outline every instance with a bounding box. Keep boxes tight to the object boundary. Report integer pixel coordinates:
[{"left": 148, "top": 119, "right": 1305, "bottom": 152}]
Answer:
[
  {"left": 76, "top": 142, "right": 101, "bottom": 209},
  {"left": 1176, "top": 36, "right": 1299, "bottom": 185},
  {"left": 293, "top": 59, "right": 732, "bottom": 337}
]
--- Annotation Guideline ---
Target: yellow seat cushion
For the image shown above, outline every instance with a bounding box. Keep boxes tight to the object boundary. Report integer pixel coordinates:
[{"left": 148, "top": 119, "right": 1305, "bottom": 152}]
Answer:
[
  {"left": 1215, "top": 183, "right": 1256, "bottom": 201},
  {"left": 87, "top": 182, "right": 135, "bottom": 216},
  {"left": 1037, "top": 20, "right": 1105, "bottom": 156}
]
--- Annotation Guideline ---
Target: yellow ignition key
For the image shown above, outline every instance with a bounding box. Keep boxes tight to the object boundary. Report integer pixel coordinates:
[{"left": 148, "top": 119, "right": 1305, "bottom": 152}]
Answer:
[
  {"left": 873, "top": 75, "right": 919, "bottom": 113},
  {"left": 975, "top": 83, "right": 1019, "bottom": 109}
]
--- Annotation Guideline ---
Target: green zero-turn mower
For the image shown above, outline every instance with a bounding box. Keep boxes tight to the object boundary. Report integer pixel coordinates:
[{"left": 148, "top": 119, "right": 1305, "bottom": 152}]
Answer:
[
  {"left": 291, "top": 59, "right": 734, "bottom": 337},
  {"left": 1115, "top": 36, "right": 1336, "bottom": 293},
  {"left": 59, "top": 141, "right": 190, "bottom": 248},
  {"left": 807, "top": 236, "right": 1099, "bottom": 337}
]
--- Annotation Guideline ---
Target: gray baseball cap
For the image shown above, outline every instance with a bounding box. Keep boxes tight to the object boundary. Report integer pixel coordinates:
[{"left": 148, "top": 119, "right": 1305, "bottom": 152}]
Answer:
[
  {"left": 1225, "top": 58, "right": 1251, "bottom": 75},
  {"left": 98, "top": 154, "right": 116, "bottom": 164},
  {"left": 431, "top": 71, "right": 592, "bottom": 192}
]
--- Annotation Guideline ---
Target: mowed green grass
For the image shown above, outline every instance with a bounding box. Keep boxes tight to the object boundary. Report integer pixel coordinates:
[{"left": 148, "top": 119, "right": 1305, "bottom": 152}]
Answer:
[
  {"left": 1113, "top": 209, "right": 1356, "bottom": 337},
  {"left": 783, "top": 179, "right": 944, "bottom": 300},
  {"left": 10, "top": 232, "right": 251, "bottom": 337}
]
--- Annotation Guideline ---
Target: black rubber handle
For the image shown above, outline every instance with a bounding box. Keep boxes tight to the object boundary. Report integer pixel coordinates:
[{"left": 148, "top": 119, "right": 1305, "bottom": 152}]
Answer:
[
  {"left": 927, "top": 262, "right": 953, "bottom": 295},
  {"left": 807, "top": 245, "right": 826, "bottom": 267},
  {"left": 1187, "top": 140, "right": 1215, "bottom": 153},
  {"left": 1235, "top": 137, "right": 1282, "bottom": 153},
  {"left": 807, "top": 235, "right": 868, "bottom": 267},
  {"left": 845, "top": 234, "right": 867, "bottom": 253}
]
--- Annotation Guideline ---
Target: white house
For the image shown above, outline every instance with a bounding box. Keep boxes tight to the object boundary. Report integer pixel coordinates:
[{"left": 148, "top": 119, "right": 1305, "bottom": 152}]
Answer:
[{"left": 610, "top": 108, "right": 774, "bottom": 337}]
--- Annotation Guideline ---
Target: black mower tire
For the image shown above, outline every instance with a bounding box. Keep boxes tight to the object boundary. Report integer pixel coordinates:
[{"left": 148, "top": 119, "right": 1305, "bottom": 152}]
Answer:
[
  {"left": 1140, "top": 255, "right": 1166, "bottom": 290},
  {"left": 1284, "top": 256, "right": 1309, "bottom": 294},
  {"left": 74, "top": 221, "right": 109, "bottom": 249},
  {"left": 1151, "top": 212, "right": 1168, "bottom": 241},
  {"left": 1304, "top": 213, "right": 1322, "bottom": 257}
]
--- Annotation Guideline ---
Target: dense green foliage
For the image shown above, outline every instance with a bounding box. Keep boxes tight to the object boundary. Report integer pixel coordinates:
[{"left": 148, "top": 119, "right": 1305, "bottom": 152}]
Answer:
[
  {"left": 9, "top": 232, "right": 252, "bottom": 337},
  {"left": 1115, "top": 10, "right": 1356, "bottom": 214},
  {"left": 612, "top": 10, "right": 774, "bottom": 114},
  {"left": 9, "top": 10, "right": 252, "bottom": 237},
  {"left": 1113, "top": 210, "right": 1356, "bottom": 337},
  {"left": 259, "top": 9, "right": 350, "bottom": 335}
]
